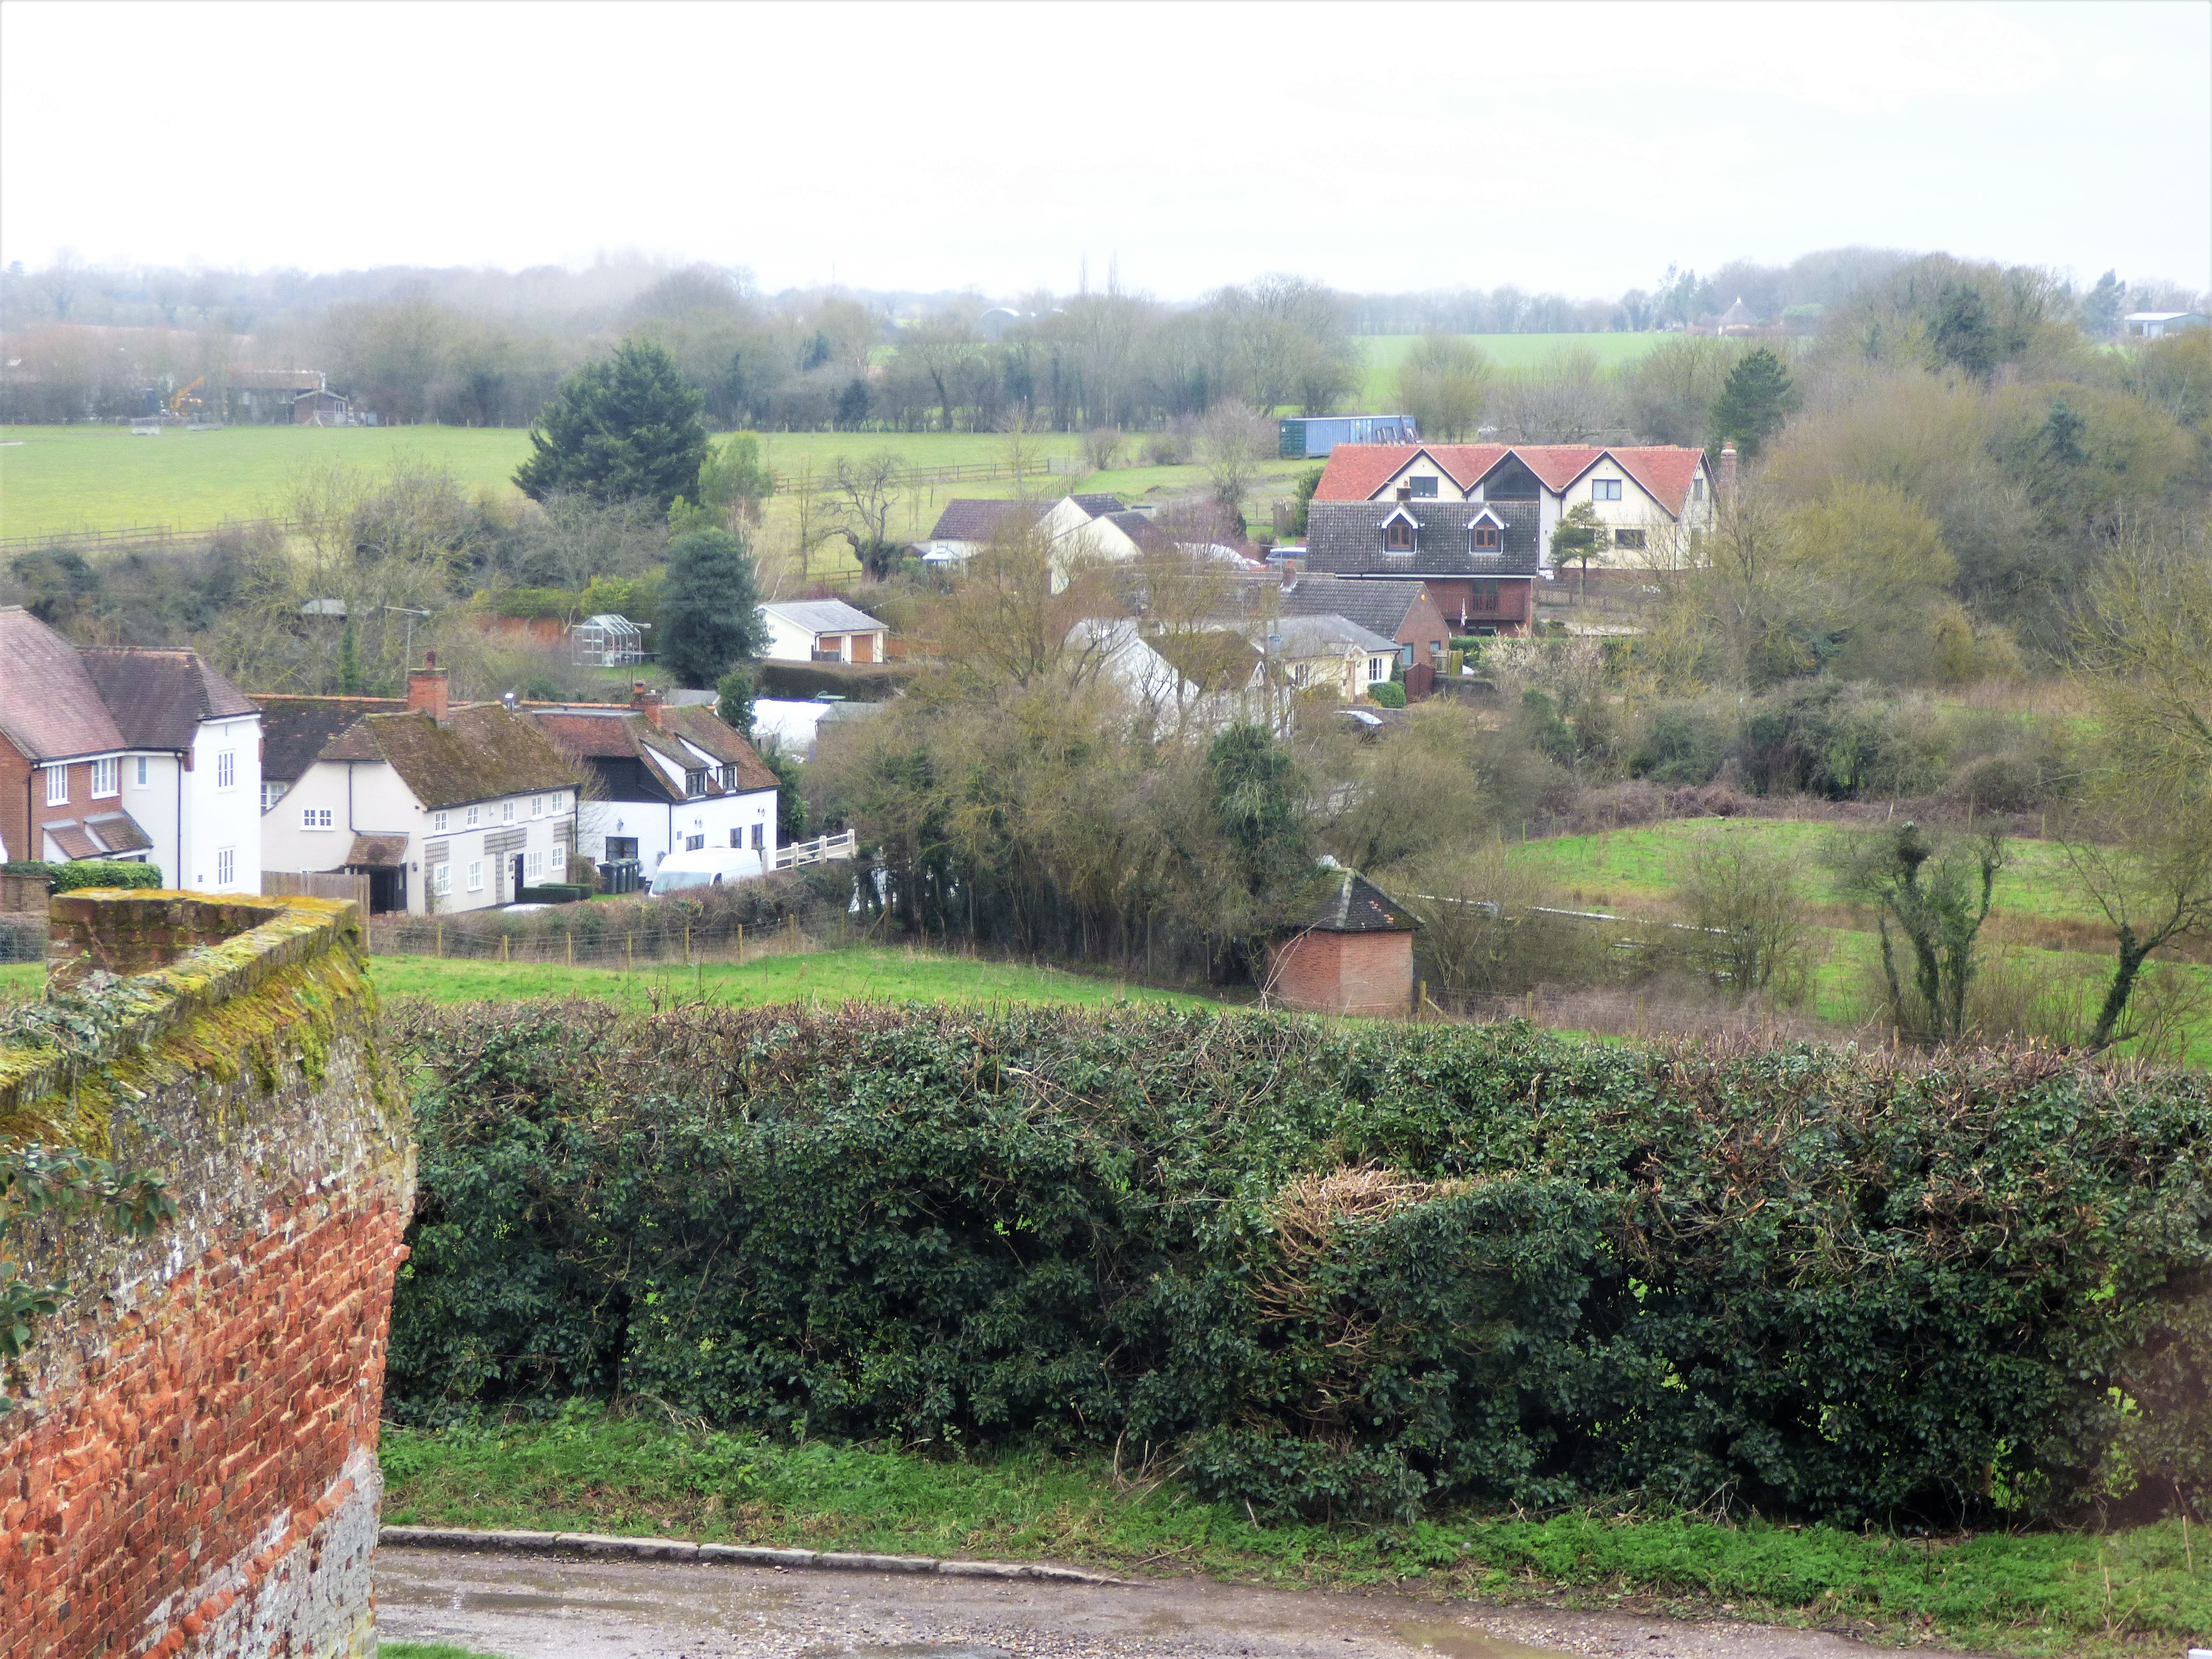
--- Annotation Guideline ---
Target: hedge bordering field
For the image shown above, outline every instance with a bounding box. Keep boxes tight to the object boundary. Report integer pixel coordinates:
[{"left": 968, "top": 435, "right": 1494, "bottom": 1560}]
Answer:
[{"left": 385, "top": 1002, "right": 2212, "bottom": 1529}]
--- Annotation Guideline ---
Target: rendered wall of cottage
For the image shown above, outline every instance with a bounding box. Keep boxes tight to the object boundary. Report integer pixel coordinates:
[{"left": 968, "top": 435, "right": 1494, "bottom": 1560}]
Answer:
[
  {"left": 0, "top": 892, "right": 412, "bottom": 1659},
  {"left": 1270, "top": 928, "right": 1413, "bottom": 1017}
]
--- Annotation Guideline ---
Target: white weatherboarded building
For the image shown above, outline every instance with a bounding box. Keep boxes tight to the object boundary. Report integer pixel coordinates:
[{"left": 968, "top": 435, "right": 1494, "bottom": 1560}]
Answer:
[{"left": 258, "top": 668, "right": 582, "bottom": 914}]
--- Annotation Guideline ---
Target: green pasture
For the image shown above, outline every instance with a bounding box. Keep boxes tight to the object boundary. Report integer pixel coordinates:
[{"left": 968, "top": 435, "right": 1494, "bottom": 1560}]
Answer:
[
  {"left": 1356, "top": 332, "right": 1669, "bottom": 407},
  {"left": 1505, "top": 817, "right": 2095, "bottom": 923}
]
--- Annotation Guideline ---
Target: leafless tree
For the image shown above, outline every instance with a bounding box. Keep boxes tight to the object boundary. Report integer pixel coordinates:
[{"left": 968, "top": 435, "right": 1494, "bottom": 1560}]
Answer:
[
  {"left": 832, "top": 451, "right": 907, "bottom": 580},
  {"left": 1201, "top": 402, "right": 1272, "bottom": 529}
]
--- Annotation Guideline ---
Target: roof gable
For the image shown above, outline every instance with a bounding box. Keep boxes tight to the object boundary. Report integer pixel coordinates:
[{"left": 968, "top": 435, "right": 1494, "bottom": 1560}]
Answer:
[
  {"left": 0, "top": 607, "right": 125, "bottom": 761},
  {"left": 254, "top": 695, "right": 406, "bottom": 782}
]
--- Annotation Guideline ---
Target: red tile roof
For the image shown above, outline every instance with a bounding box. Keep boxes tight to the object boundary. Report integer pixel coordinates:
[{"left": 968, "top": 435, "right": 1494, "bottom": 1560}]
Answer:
[
  {"left": 1311, "top": 444, "right": 1705, "bottom": 516},
  {"left": 0, "top": 607, "right": 126, "bottom": 761}
]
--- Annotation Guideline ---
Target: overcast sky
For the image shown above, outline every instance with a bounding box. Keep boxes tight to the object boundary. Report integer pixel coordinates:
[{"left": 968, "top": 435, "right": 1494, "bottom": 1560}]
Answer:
[{"left": 3, "top": 0, "right": 2206, "bottom": 301}]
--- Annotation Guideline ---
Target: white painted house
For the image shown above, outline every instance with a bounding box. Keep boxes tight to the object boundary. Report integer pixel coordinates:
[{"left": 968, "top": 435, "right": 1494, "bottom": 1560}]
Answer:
[
  {"left": 257, "top": 668, "right": 582, "bottom": 914},
  {"left": 758, "top": 600, "right": 890, "bottom": 665},
  {"left": 0, "top": 607, "right": 263, "bottom": 892},
  {"left": 530, "top": 689, "right": 781, "bottom": 878}
]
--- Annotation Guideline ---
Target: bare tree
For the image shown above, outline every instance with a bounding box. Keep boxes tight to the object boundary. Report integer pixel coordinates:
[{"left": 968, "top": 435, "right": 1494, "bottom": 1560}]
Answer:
[
  {"left": 1676, "top": 830, "right": 1817, "bottom": 1005},
  {"left": 1200, "top": 402, "right": 1271, "bottom": 531},
  {"left": 832, "top": 451, "right": 907, "bottom": 580},
  {"left": 1082, "top": 427, "right": 1124, "bottom": 471},
  {"left": 1492, "top": 345, "right": 1616, "bottom": 443}
]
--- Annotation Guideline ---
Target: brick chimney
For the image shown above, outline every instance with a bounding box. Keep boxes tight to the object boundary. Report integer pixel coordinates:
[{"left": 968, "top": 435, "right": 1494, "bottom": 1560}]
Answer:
[
  {"left": 630, "top": 680, "right": 664, "bottom": 731},
  {"left": 407, "top": 652, "right": 448, "bottom": 723},
  {"left": 1718, "top": 443, "right": 1738, "bottom": 503}
]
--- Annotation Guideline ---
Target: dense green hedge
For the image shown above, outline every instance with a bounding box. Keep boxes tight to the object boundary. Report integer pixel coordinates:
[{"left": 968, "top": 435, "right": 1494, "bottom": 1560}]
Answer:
[
  {"left": 756, "top": 659, "right": 911, "bottom": 703},
  {"left": 385, "top": 1003, "right": 2212, "bottom": 1527},
  {"left": 2, "top": 859, "right": 163, "bottom": 891}
]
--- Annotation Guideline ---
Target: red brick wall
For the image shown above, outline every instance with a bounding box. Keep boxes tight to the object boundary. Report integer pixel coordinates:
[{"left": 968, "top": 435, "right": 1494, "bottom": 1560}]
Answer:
[
  {"left": 1271, "top": 928, "right": 1414, "bottom": 1017},
  {"left": 1, "top": 895, "right": 409, "bottom": 1659},
  {"left": 0, "top": 740, "right": 35, "bottom": 867}
]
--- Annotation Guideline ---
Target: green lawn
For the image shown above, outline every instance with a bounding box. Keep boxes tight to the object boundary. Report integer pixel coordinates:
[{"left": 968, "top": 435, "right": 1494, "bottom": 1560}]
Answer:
[
  {"left": 377, "top": 1412, "right": 2208, "bottom": 1659},
  {"left": 1504, "top": 818, "right": 2096, "bottom": 923},
  {"left": 1357, "top": 333, "right": 1670, "bottom": 408},
  {"left": 362, "top": 945, "right": 1220, "bottom": 1012}
]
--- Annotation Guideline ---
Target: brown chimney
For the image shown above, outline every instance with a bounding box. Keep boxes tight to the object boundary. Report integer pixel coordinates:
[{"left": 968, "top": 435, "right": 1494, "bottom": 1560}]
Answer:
[
  {"left": 630, "top": 680, "right": 664, "bottom": 730},
  {"left": 1718, "top": 443, "right": 1738, "bottom": 503},
  {"left": 407, "top": 662, "right": 449, "bottom": 722},
  {"left": 1395, "top": 484, "right": 1414, "bottom": 501}
]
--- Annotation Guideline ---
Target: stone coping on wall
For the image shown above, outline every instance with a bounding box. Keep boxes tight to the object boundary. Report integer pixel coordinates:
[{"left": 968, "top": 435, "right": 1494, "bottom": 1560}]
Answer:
[
  {"left": 0, "top": 890, "right": 364, "bottom": 1128},
  {"left": 377, "top": 1525, "right": 1123, "bottom": 1583}
]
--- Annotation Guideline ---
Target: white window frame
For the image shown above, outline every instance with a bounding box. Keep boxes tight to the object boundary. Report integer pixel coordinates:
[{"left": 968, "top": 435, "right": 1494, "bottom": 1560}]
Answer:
[
  {"left": 466, "top": 859, "right": 484, "bottom": 892},
  {"left": 432, "top": 810, "right": 448, "bottom": 832},
  {"left": 1591, "top": 478, "right": 1623, "bottom": 502},
  {"left": 45, "top": 766, "right": 67, "bottom": 806},
  {"left": 465, "top": 804, "right": 481, "bottom": 829},
  {"left": 215, "top": 750, "right": 237, "bottom": 790},
  {"left": 262, "top": 781, "right": 286, "bottom": 811},
  {"left": 90, "top": 757, "right": 119, "bottom": 798},
  {"left": 302, "top": 805, "right": 334, "bottom": 831},
  {"left": 134, "top": 756, "right": 149, "bottom": 787},
  {"left": 502, "top": 800, "right": 515, "bottom": 825},
  {"left": 215, "top": 847, "right": 236, "bottom": 887},
  {"left": 527, "top": 849, "right": 545, "bottom": 880},
  {"left": 433, "top": 863, "right": 452, "bottom": 897},
  {"left": 531, "top": 795, "right": 544, "bottom": 818}
]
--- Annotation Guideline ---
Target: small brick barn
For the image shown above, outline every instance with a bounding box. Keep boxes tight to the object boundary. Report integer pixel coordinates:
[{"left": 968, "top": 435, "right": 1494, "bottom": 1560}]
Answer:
[{"left": 1269, "top": 868, "right": 1416, "bottom": 1016}]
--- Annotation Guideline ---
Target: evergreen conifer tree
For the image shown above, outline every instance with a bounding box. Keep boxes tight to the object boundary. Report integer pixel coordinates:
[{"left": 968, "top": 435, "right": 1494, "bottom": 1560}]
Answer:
[{"left": 515, "top": 339, "right": 710, "bottom": 512}]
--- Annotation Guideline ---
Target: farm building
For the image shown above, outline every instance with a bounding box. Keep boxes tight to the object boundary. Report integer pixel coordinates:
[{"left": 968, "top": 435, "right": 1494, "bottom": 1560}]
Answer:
[
  {"left": 2123, "top": 311, "right": 2207, "bottom": 339},
  {"left": 1278, "top": 414, "right": 1419, "bottom": 459},
  {"left": 221, "top": 368, "right": 351, "bottom": 425},
  {"left": 1269, "top": 867, "right": 1415, "bottom": 1017}
]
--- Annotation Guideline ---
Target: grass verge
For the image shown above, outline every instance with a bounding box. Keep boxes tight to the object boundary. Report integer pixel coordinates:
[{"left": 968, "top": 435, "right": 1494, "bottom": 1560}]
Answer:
[{"left": 379, "top": 1413, "right": 2207, "bottom": 1658}]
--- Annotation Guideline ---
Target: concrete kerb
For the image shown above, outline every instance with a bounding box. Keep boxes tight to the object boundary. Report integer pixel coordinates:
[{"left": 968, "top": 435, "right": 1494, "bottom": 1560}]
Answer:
[{"left": 377, "top": 1525, "right": 1123, "bottom": 1584}]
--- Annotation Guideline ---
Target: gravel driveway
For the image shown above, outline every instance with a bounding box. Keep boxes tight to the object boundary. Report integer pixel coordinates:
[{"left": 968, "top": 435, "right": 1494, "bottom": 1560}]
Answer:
[{"left": 375, "top": 1546, "right": 1981, "bottom": 1659}]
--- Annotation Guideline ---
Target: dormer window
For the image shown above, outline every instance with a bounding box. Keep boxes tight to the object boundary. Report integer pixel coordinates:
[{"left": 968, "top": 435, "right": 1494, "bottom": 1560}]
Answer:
[
  {"left": 1471, "top": 521, "right": 1501, "bottom": 551},
  {"left": 1381, "top": 506, "right": 1419, "bottom": 553}
]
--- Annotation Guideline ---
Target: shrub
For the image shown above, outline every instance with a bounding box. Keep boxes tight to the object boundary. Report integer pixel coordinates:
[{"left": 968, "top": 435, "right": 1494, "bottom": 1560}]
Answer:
[
  {"left": 7, "top": 860, "right": 164, "bottom": 892},
  {"left": 1736, "top": 683, "right": 1943, "bottom": 800},
  {"left": 1368, "top": 680, "right": 1407, "bottom": 709},
  {"left": 1628, "top": 703, "right": 1731, "bottom": 786},
  {"left": 756, "top": 660, "right": 909, "bottom": 703},
  {"left": 387, "top": 1003, "right": 2212, "bottom": 1528}
]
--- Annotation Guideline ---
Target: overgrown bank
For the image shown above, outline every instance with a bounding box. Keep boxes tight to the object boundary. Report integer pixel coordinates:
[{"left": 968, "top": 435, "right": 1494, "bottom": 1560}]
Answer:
[
  {"left": 377, "top": 1412, "right": 2209, "bottom": 1659},
  {"left": 385, "top": 999, "right": 2212, "bottom": 1535}
]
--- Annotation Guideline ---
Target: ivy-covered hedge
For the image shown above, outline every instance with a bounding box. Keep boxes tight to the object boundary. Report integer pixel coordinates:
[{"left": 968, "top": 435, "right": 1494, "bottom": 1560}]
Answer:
[
  {"left": 2, "top": 860, "right": 164, "bottom": 892},
  {"left": 385, "top": 1003, "right": 2212, "bottom": 1527}
]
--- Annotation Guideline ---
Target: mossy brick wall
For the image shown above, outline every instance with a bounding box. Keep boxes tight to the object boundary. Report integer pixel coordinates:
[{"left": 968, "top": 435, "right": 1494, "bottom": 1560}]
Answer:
[
  {"left": 0, "top": 893, "right": 413, "bottom": 1659},
  {"left": 45, "top": 893, "right": 297, "bottom": 989}
]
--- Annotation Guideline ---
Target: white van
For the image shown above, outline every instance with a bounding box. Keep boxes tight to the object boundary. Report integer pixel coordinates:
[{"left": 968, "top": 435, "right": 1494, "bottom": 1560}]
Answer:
[{"left": 646, "top": 846, "right": 766, "bottom": 898}]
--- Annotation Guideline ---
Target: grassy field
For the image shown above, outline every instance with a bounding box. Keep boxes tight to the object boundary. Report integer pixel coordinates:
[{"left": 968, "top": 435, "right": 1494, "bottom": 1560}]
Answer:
[
  {"left": 6, "top": 337, "right": 1690, "bottom": 542},
  {"left": 365, "top": 945, "right": 1220, "bottom": 1011},
  {"left": 377, "top": 1412, "right": 2208, "bottom": 1659},
  {"left": 1, "top": 947, "right": 1219, "bottom": 1012},
  {"left": 1356, "top": 332, "right": 1668, "bottom": 407}
]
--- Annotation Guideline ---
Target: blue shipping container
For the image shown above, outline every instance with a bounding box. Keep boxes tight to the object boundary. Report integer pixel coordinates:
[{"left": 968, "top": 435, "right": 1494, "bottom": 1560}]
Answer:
[{"left": 1278, "top": 414, "right": 1419, "bottom": 458}]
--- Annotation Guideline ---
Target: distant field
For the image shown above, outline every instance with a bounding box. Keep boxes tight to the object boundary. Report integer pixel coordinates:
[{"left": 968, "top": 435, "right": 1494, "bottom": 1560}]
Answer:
[{"left": 1356, "top": 332, "right": 1667, "bottom": 407}]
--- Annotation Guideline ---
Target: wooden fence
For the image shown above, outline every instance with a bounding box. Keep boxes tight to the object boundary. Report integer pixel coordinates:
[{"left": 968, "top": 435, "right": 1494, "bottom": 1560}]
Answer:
[{"left": 262, "top": 871, "right": 372, "bottom": 910}]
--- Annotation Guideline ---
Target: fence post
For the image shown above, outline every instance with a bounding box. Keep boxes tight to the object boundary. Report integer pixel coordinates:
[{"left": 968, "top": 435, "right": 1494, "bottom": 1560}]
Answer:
[
  {"left": 685, "top": 923, "right": 691, "bottom": 966},
  {"left": 567, "top": 929, "right": 574, "bottom": 967},
  {"left": 627, "top": 932, "right": 634, "bottom": 974},
  {"left": 501, "top": 933, "right": 509, "bottom": 963},
  {"left": 736, "top": 922, "right": 743, "bottom": 961},
  {"left": 435, "top": 921, "right": 442, "bottom": 959}
]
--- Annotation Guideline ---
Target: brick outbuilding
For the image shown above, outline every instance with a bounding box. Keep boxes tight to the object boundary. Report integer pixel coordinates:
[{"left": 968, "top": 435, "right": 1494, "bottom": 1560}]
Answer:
[{"left": 1269, "top": 868, "right": 1416, "bottom": 1017}]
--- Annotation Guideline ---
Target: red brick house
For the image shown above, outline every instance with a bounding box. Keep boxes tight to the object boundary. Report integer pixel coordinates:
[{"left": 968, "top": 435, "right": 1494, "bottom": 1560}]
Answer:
[{"left": 1269, "top": 868, "right": 1416, "bottom": 1017}]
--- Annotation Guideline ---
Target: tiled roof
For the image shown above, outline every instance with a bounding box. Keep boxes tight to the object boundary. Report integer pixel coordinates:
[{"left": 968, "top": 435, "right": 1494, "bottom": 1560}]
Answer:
[
  {"left": 253, "top": 696, "right": 406, "bottom": 783},
  {"left": 925, "top": 498, "right": 1047, "bottom": 541},
  {"left": 760, "top": 599, "right": 885, "bottom": 637},
  {"left": 344, "top": 833, "right": 410, "bottom": 867},
  {"left": 80, "top": 648, "right": 258, "bottom": 749},
  {"left": 1270, "top": 613, "right": 1399, "bottom": 658},
  {"left": 660, "top": 708, "right": 781, "bottom": 789},
  {"left": 1311, "top": 443, "right": 1704, "bottom": 515},
  {"left": 0, "top": 607, "right": 126, "bottom": 761},
  {"left": 529, "top": 707, "right": 779, "bottom": 802},
  {"left": 1278, "top": 576, "right": 1435, "bottom": 639},
  {"left": 41, "top": 811, "right": 153, "bottom": 860},
  {"left": 1147, "top": 629, "right": 1262, "bottom": 696},
  {"left": 1304, "top": 501, "right": 1542, "bottom": 577},
  {"left": 1297, "top": 869, "right": 1415, "bottom": 934},
  {"left": 1068, "top": 493, "right": 1125, "bottom": 517},
  {"left": 319, "top": 704, "right": 582, "bottom": 809}
]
